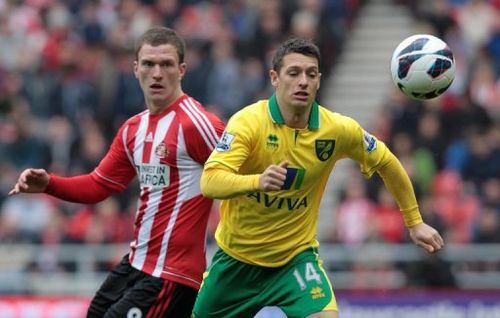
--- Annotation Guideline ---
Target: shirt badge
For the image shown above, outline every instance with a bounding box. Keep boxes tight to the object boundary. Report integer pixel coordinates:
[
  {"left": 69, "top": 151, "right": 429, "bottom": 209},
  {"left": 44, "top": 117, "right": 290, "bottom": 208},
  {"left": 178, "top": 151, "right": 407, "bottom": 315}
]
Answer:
[
  {"left": 315, "top": 139, "right": 335, "bottom": 161},
  {"left": 155, "top": 142, "right": 168, "bottom": 158}
]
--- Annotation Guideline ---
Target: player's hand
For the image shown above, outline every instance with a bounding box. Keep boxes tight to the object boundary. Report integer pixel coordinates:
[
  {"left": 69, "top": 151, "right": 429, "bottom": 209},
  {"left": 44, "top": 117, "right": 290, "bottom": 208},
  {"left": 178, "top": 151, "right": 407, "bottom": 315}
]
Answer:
[
  {"left": 8, "top": 168, "right": 50, "bottom": 196},
  {"left": 259, "top": 161, "right": 289, "bottom": 191},
  {"left": 408, "top": 222, "right": 444, "bottom": 254}
]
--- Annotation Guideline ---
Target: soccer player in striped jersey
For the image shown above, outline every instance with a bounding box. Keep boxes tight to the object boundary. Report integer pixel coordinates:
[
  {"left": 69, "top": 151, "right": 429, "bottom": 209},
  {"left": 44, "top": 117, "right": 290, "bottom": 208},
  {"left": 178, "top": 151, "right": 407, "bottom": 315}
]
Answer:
[
  {"left": 9, "top": 27, "right": 225, "bottom": 317},
  {"left": 192, "top": 38, "right": 444, "bottom": 318}
]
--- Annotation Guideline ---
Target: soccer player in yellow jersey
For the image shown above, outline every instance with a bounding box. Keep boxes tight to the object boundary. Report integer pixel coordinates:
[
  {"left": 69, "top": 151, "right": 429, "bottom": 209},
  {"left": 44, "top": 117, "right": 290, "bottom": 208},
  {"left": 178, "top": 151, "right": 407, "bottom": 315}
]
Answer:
[{"left": 192, "top": 38, "right": 444, "bottom": 318}]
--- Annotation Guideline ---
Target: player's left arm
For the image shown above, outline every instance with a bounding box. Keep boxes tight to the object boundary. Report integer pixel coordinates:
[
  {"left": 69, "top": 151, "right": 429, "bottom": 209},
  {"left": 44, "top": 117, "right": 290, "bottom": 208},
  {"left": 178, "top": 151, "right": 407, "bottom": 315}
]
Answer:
[
  {"left": 343, "top": 117, "right": 444, "bottom": 254},
  {"left": 377, "top": 151, "right": 444, "bottom": 254}
]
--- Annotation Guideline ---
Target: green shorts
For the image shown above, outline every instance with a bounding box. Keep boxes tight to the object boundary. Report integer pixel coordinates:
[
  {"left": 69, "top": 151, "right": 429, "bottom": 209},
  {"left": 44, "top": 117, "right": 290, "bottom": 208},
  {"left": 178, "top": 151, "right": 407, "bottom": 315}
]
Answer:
[{"left": 193, "top": 247, "right": 337, "bottom": 318}]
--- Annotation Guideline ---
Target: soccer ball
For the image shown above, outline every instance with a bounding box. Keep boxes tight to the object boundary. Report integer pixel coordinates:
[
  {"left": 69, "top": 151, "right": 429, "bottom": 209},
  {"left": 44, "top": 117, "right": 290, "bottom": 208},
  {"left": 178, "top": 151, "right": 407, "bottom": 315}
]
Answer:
[{"left": 390, "top": 34, "right": 455, "bottom": 100}]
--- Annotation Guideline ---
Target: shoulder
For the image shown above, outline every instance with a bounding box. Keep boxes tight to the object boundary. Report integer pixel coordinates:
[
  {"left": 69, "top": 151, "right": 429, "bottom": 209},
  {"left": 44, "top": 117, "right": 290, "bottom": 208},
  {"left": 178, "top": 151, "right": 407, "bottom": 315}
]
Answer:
[
  {"left": 127, "top": 109, "right": 148, "bottom": 124},
  {"left": 119, "top": 110, "right": 148, "bottom": 131},
  {"left": 318, "top": 105, "right": 361, "bottom": 130},
  {"left": 177, "top": 95, "right": 207, "bottom": 117},
  {"left": 229, "top": 100, "right": 268, "bottom": 124},
  {"left": 177, "top": 95, "right": 224, "bottom": 126}
]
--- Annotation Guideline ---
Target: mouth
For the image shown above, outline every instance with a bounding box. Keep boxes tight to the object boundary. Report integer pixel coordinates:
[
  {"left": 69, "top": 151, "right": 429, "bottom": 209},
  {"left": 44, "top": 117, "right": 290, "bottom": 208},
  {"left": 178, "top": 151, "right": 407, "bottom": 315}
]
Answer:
[
  {"left": 150, "top": 84, "right": 164, "bottom": 92},
  {"left": 293, "top": 91, "right": 309, "bottom": 101}
]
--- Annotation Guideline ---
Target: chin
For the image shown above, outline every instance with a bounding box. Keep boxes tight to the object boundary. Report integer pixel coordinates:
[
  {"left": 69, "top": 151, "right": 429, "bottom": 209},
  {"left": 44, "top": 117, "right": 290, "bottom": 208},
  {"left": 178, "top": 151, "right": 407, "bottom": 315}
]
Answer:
[
  {"left": 148, "top": 97, "right": 165, "bottom": 107},
  {"left": 292, "top": 99, "right": 311, "bottom": 108}
]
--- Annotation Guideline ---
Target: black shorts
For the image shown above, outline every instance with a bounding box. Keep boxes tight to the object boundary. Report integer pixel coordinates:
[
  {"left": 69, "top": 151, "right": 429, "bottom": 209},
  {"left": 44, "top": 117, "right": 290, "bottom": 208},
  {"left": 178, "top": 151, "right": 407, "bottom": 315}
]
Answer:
[{"left": 87, "top": 254, "right": 197, "bottom": 318}]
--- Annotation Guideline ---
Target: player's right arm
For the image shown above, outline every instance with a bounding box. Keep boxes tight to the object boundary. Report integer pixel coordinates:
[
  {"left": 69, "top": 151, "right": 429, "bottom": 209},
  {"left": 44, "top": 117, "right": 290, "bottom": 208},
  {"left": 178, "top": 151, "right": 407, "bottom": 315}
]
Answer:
[
  {"left": 8, "top": 169, "right": 114, "bottom": 204},
  {"left": 200, "top": 104, "right": 290, "bottom": 199},
  {"left": 200, "top": 161, "right": 288, "bottom": 199},
  {"left": 9, "top": 123, "right": 136, "bottom": 204}
]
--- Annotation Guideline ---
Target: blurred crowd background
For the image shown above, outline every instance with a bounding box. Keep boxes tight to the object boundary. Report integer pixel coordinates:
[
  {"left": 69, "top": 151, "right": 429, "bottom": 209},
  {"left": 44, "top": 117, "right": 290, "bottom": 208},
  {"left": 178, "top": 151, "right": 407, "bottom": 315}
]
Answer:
[{"left": 0, "top": 0, "right": 498, "bottom": 291}]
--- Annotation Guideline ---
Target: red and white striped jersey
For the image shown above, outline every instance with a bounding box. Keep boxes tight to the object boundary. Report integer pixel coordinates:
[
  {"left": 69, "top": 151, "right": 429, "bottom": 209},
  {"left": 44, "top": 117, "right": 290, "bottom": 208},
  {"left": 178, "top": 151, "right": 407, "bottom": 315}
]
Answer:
[{"left": 91, "top": 94, "right": 225, "bottom": 289}]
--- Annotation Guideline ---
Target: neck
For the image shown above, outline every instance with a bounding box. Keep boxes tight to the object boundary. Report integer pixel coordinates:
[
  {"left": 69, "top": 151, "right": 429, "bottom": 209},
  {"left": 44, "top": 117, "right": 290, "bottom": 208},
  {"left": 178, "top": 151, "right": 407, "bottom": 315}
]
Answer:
[
  {"left": 147, "top": 90, "right": 183, "bottom": 114},
  {"left": 285, "top": 112, "right": 309, "bottom": 129},
  {"left": 276, "top": 96, "right": 310, "bottom": 129}
]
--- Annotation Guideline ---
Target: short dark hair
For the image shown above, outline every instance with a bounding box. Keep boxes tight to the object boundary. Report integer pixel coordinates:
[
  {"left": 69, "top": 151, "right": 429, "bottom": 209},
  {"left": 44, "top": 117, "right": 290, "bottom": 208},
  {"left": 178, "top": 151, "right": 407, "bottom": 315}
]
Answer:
[
  {"left": 135, "top": 26, "right": 186, "bottom": 63},
  {"left": 271, "top": 38, "right": 321, "bottom": 73}
]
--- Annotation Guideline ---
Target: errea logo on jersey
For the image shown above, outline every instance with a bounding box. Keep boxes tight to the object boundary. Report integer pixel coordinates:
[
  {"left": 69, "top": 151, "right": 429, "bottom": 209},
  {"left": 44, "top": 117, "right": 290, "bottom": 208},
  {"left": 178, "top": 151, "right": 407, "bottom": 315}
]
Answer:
[
  {"left": 266, "top": 134, "right": 279, "bottom": 150},
  {"left": 136, "top": 164, "right": 170, "bottom": 188},
  {"left": 310, "top": 287, "right": 325, "bottom": 300}
]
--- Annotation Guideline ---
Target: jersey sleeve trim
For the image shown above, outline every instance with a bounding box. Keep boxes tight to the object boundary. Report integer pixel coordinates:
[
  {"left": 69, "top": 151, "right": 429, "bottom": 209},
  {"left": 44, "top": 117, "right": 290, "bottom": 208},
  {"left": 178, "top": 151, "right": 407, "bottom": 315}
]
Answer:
[
  {"left": 205, "top": 160, "right": 237, "bottom": 172},
  {"left": 93, "top": 169, "right": 128, "bottom": 190}
]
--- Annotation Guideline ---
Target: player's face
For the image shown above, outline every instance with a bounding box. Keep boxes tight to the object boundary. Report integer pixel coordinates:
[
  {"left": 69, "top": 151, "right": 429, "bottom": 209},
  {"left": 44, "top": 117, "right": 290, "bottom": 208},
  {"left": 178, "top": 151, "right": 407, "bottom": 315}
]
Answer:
[
  {"left": 270, "top": 53, "right": 321, "bottom": 111},
  {"left": 134, "top": 43, "right": 186, "bottom": 112}
]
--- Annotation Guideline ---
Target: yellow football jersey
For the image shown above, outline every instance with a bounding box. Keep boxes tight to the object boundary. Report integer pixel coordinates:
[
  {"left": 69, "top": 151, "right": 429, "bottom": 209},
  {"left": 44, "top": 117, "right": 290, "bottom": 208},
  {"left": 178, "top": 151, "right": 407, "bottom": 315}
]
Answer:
[{"left": 205, "top": 94, "right": 391, "bottom": 267}]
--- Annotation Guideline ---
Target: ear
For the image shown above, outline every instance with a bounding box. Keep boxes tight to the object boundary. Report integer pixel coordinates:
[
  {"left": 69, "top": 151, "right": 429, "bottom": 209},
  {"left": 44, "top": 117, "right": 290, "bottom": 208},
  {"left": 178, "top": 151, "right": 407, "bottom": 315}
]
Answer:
[
  {"left": 269, "top": 69, "right": 279, "bottom": 88},
  {"left": 133, "top": 61, "right": 139, "bottom": 79},
  {"left": 179, "top": 62, "right": 187, "bottom": 80},
  {"left": 317, "top": 72, "right": 322, "bottom": 90}
]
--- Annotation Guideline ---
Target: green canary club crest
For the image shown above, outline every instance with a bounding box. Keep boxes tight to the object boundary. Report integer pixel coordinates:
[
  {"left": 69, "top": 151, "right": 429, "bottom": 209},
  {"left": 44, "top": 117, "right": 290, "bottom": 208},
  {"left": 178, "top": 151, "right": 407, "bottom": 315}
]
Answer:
[{"left": 315, "top": 140, "right": 335, "bottom": 161}]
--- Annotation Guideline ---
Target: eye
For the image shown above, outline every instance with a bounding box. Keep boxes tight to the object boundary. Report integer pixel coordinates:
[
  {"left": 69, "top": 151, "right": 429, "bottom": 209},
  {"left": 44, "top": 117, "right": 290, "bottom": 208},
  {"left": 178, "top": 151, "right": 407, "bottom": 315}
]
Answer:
[
  {"left": 161, "top": 61, "right": 175, "bottom": 68},
  {"left": 142, "top": 61, "right": 154, "bottom": 67}
]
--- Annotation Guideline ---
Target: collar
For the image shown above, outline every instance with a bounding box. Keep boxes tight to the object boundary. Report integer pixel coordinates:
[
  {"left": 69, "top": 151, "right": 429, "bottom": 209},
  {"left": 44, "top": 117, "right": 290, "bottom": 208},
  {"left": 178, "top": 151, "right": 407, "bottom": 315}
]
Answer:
[{"left": 268, "top": 93, "right": 319, "bottom": 129}]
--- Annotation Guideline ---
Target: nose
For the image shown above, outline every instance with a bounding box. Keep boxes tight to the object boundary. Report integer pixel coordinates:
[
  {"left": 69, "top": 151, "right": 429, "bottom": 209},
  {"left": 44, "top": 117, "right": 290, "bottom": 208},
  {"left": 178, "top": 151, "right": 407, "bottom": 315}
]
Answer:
[
  {"left": 298, "top": 73, "right": 308, "bottom": 87},
  {"left": 152, "top": 64, "right": 162, "bottom": 79}
]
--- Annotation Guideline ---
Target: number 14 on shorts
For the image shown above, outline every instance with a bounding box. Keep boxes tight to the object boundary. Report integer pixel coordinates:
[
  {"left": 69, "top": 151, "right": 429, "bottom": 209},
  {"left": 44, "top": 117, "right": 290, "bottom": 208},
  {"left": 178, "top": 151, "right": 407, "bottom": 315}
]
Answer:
[{"left": 293, "top": 262, "right": 323, "bottom": 290}]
